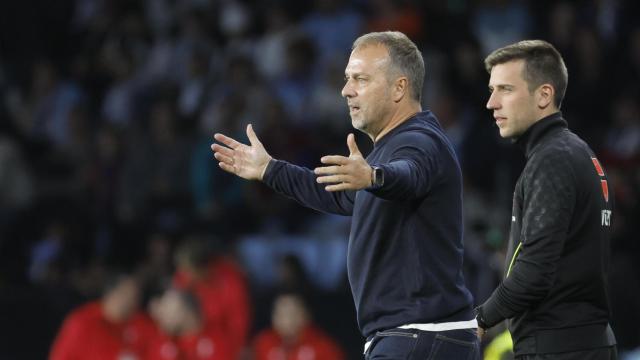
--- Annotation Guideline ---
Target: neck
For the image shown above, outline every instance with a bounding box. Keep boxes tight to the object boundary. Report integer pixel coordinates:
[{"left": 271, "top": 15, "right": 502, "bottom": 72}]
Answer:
[
  {"left": 102, "top": 301, "right": 125, "bottom": 323},
  {"left": 181, "top": 315, "right": 203, "bottom": 336},
  {"left": 373, "top": 102, "right": 422, "bottom": 143},
  {"left": 534, "top": 106, "right": 559, "bottom": 124}
]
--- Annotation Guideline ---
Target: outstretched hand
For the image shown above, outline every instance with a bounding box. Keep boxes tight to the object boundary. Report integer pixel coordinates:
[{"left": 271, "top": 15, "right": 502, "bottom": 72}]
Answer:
[
  {"left": 211, "top": 124, "right": 272, "bottom": 181},
  {"left": 314, "top": 134, "right": 372, "bottom": 192}
]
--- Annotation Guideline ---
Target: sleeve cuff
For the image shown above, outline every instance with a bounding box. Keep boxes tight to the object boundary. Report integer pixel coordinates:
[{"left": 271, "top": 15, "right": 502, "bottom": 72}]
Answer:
[
  {"left": 477, "top": 289, "right": 509, "bottom": 328},
  {"left": 262, "top": 158, "right": 279, "bottom": 183}
]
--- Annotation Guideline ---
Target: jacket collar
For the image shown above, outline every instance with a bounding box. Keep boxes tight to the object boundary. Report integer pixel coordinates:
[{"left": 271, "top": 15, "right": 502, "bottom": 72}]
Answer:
[{"left": 515, "top": 112, "right": 567, "bottom": 158}]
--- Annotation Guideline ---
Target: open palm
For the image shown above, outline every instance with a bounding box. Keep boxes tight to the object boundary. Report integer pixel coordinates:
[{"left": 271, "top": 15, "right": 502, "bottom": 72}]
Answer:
[{"left": 211, "top": 124, "right": 272, "bottom": 181}]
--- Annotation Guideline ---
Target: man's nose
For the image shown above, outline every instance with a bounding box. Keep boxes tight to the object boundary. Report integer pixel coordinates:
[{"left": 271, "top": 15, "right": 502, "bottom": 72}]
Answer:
[
  {"left": 486, "top": 92, "right": 499, "bottom": 110},
  {"left": 342, "top": 81, "right": 355, "bottom": 98}
]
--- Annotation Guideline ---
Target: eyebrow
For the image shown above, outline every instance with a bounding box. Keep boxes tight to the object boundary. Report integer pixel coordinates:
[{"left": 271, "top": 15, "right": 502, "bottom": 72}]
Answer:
[
  {"left": 345, "top": 72, "right": 366, "bottom": 78},
  {"left": 488, "top": 84, "right": 514, "bottom": 91}
]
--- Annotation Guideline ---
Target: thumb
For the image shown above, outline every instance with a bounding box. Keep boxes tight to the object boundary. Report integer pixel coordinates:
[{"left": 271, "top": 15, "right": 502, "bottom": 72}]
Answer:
[
  {"left": 246, "top": 124, "right": 261, "bottom": 146},
  {"left": 347, "top": 133, "right": 361, "bottom": 156}
]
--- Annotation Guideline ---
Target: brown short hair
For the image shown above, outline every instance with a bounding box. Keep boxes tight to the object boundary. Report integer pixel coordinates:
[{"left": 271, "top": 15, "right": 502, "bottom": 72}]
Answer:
[
  {"left": 353, "top": 31, "right": 425, "bottom": 102},
  {"left": 484, "top": 40, "right": 568, "bottom": 108}
]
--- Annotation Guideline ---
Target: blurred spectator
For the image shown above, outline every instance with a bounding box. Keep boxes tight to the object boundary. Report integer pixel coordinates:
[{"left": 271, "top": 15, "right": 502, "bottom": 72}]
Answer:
[
  {"left": 309, "top": 56, "right": 351, "bottom": 135},
  {"left": 254, "top": 6, "right": 297, "bottom": 81},
  {"left": 178, "top": 47, "right": 210, "bottom": 122},
  {"left": 146, "top": 287, "right": 232, "bottom": 360},
  {"left": 272, "top": 34, "right": 319, "bottom": 124},
  {"left": 625, "top": 27, "right": 640, "bottom": 85},
  {"left": 217, "top": 0, "right": 255, "bottom": 55},
  {"left": 137, "top": 232, "right": 174, "bottom": 289},
  {"left": 169, "top": 9, "right": 215, "bottom": 87},
  {"left": 200, "top": 54, "right": 269, "bottom": 136},
  {"left": 172, "top": 239, "right": 251, "bottom": 359},
  {"left": 252, "top": 292, "right": 345, "bottom": 360},
  {"left": 472, "top": 0, "right": 531, "bottom": 56},
  {"left": 29, "top": 221, "right": 66, "bottom": 284},
  {"left": 100, "top": 41, "right": 142, "bottom": 126},
  {"left": 603, "top": 91, "right": 640, "bottom": 165},
  {"left": 117, "top": 99, "right": 191, "bottom": 223},
  {"left": 90, "top": 124, "right": 126, "bottom": 223},
  {"left": 30, "top": 59, "right": 86, "bottom": 147},
  {"left": 561, "top": 27, "right": 607, "bottom": 141},
  {"left": 0, "top": 135, "right": 34, "bottom": 216},
  {"left": 366, "top": 0, "right": 423, "bottom": 41},
  {"left": 545, "top": 2, "right": 576, "bottom": 51},
  {"left": 300, "top": 0, "right": 363, "bottom": 73},
  {"left": 50, "top": 272, "right": 155, "bottom": 360}
]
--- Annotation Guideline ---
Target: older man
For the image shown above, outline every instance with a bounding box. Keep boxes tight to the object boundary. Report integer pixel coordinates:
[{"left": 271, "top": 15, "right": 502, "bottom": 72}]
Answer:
[{"left": 212, "top": 31, "right": 479, "bottom": 359}]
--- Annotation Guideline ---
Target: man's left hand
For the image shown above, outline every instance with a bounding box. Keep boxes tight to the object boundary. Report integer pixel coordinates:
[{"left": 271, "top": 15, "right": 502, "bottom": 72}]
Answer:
[
  {"left": 315, "top": 134, "right": 372, "bottom": 192},
  {"left": 477, "top": 327, "right": 486, "bottom": 340}
]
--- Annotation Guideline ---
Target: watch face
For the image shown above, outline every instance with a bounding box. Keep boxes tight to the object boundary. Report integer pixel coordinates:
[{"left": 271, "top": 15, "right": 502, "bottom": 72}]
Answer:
[{"left": 373, "top": 167, "right": 383, "bottom": 187}]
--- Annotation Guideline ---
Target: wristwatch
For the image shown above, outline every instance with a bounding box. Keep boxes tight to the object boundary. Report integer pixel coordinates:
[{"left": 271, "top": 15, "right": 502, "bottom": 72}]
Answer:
[{"left": 370, "top": 166, "right": 384, "bottom": 189}]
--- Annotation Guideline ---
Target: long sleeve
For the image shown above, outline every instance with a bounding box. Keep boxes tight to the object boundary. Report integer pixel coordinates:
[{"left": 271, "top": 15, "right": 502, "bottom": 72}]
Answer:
[
  {"left": 480, "top": 151, "right": 576, "bottom": 327},
  {"left": 368, "top": 131, "right": 443, "bottom": 201},
  {"left": 262, "top": 159, "right": 355, "bottom": 216}
]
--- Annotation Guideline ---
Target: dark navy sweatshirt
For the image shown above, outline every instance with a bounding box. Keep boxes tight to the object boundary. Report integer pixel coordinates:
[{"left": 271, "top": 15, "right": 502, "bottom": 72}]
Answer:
[{"left": 263, "top": 111, "right": 475, "bottom": 338}]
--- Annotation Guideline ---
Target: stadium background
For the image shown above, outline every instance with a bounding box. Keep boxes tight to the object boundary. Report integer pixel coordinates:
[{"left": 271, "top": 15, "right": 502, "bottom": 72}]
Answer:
[{"left": 0, "top": 0, "right": 639, "bottom": 358}]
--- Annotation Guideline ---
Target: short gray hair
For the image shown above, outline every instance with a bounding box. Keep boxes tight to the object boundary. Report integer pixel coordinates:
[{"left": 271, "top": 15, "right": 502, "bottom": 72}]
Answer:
[
  {"left": 484, "top": 40, "right": 568, "bottom": 108},
  {"left": 352, "top": 31, "right": 425, "bottom": 102}
]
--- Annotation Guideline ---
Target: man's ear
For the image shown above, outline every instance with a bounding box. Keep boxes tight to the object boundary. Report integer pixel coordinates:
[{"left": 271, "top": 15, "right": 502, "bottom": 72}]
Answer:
[
  {"left": 393, "top": 77, "right": 409, "bottom": 102},
  {"left": 537, "top": 84, "right": 555, "bottom": 109}
]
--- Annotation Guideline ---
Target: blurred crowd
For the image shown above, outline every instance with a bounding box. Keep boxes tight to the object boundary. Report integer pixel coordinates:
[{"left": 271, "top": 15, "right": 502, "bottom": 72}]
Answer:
[{"left": 0, "top": 0, "right": 639, "bottom": 359}]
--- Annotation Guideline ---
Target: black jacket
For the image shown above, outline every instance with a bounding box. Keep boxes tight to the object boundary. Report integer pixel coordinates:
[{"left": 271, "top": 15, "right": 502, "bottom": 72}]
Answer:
[{"left": 476, "top": 112, "right": 616, "bottom": 355}]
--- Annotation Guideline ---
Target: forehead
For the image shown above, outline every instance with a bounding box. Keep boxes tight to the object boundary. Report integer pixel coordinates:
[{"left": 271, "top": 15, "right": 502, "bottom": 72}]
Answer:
[
  {"left": 345, "top": 44, "right": 390, "bottom": 74},
  {"left": 489, "top": 59, "right": 526, "bottom": 85}
]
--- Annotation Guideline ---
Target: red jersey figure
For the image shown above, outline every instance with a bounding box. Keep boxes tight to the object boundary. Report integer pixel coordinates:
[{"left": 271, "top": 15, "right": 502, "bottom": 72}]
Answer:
[
  {"left": 50, "top": 274, "right": 155, "bottom": 360},
  {"left": 172, "top": 240, "right": 250, "bottom": 358},
  {"left": 145, "top": 288, "right": 232, "bottom": 360},
  {"left": 253, "top": 293, "right": 345, "bottom": 360}
]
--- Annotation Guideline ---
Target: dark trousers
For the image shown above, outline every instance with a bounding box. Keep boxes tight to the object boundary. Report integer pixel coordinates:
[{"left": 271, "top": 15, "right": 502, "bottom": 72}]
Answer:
[
  {"left": 364, "top": 328, "right": 480, "bottom": 360},
  {"left": 516, "top": 346, "right": 618, "bottom": 360}
]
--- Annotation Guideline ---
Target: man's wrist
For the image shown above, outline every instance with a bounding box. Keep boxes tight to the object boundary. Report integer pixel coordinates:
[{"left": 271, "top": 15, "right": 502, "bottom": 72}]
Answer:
[
  {"left": 474, "top": 306, "right": 489, "bottom": 330},
  {"left": 260, "top": 157, "right": 274, "bottom": 181},
  {"left": 369, "top": 166, "right": 374, "bottom": 187}
]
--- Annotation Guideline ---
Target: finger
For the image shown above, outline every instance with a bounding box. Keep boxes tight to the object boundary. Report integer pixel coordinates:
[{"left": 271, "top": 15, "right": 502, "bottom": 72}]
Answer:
[
  {"left": 218, "top": 162, "right": 237, "bottom": 174},
  {"left": 214, "top": 133, "right": 244, "bottom": 150},
  {"left": 316, "top": 174, "right": 348, "bottom": 184},
  {"left": 314, "top": 165, "right": 344, "bottom": 175},
  {"left": 214, "top": 152, "right": 234, "bottom": 165},
  {"left": 347, "top": 133, "right": 361, "bottom": 156},
  {"left": 324, "top": 182, "right": 352, "bottom": 192},
  {"left": 320, "top": 155, "right": 349, "bottom": 165},
  {"left": 211, "top": 143, "right": 235, "bottom": 158},
  {"left": 246, "top": 124, "right": 261, "bottom": 146}
]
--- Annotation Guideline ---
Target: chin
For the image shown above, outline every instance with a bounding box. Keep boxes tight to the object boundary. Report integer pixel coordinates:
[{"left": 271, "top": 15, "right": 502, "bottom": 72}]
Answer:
[
  {"left": 352, "top": 119, "right": 365, "bottom": 131},
  {"left": 498, "top": 127, "right": 512, "bottom": 138}
]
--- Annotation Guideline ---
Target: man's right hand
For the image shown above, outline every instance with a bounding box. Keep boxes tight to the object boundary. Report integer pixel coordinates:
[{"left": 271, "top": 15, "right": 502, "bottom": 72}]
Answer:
[{"left": 211, "top": 124, "right": 272, "bottom": 181}]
